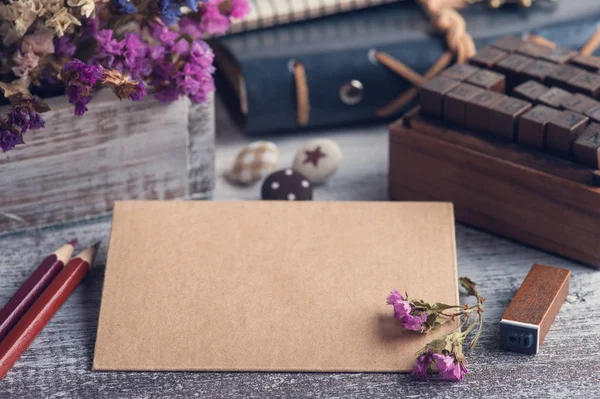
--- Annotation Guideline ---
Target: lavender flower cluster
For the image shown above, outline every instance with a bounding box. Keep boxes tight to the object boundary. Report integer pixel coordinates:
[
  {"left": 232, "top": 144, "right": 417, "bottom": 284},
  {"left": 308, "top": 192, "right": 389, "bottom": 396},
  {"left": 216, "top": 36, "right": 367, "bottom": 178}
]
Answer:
[{"left": 0, "top": 0, "right": 249, "bottom": 152}]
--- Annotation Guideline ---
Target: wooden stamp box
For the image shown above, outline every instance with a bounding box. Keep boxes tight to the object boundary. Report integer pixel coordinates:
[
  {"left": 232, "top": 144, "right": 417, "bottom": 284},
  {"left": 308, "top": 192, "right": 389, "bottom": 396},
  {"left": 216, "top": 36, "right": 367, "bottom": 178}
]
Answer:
[
  {"left": 0, "top": 90, "right": 215, "bottom": 235},
  {"left": 389, "top": 108, "right": 600, "bottom": 269}
]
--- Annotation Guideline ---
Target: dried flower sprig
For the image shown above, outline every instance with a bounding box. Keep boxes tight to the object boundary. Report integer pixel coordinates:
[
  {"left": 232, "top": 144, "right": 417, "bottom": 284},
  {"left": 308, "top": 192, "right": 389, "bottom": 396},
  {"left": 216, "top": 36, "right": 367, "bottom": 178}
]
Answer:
[
  {"left": 387, "top": 277, "right": 485, "bottom": 382},
  {"left": 0, "top": 89, "right": 50, "bottom": 152},
  {"left": 61, "top": 59, "right": 146, "bottom": 116}
]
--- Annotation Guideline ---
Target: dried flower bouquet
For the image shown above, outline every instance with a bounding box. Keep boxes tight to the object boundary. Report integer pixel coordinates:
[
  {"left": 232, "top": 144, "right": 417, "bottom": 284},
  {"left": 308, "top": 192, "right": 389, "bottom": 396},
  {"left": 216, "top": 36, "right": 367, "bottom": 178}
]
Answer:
[
  {"left": 0, "top": 0, "right": 249, "bottom": 152},
  {"left": 387, "top": 277, "right": 485, "bottom": 381}
]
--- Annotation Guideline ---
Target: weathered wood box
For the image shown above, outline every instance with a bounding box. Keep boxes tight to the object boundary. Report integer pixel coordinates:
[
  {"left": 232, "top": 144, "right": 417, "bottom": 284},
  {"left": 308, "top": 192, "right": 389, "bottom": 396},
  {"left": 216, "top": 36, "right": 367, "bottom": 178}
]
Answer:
[
  {"left": 389, "top": 108, "right": 600, "bottom": 269},
  {"left": 0, "top": 90, "right": 214, "bottom": 235}
]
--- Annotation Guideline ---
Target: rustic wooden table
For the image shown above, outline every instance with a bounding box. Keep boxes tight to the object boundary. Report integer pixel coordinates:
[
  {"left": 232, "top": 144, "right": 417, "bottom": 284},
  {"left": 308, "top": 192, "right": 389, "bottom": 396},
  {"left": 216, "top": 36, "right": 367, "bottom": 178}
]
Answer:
[{"left": 1, "top": 99, "right": 599, "bottom": 398}]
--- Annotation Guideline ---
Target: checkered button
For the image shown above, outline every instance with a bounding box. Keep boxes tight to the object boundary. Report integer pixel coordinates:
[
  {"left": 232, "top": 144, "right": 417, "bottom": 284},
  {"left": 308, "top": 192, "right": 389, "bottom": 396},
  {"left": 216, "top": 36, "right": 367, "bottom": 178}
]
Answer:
[{"left": 230, "top": 141, "right": 279, "bottom": 185}]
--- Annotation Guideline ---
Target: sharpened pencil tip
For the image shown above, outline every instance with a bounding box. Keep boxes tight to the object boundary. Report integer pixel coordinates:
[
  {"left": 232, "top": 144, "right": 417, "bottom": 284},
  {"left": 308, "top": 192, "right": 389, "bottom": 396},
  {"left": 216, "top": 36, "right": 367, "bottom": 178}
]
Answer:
[
  {"left": 73, "top": 242, "right": 101, "bottom": 267},
  {"left": 68, "top": 238, "right": 78, "bottom": 247}
]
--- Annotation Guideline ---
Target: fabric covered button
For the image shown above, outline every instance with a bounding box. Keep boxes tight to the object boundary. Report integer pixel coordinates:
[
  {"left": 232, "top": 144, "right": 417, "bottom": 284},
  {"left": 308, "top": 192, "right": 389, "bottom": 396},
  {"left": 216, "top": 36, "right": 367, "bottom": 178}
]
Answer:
[
  {"left": 230, "top": 141, "right": 279, "bottom": 185},
  {"left": 292, "top": 138, "right": 342, "bottom": 184},
  {"left": 261, "top": 169, "right": 313, "bottom": 201}
]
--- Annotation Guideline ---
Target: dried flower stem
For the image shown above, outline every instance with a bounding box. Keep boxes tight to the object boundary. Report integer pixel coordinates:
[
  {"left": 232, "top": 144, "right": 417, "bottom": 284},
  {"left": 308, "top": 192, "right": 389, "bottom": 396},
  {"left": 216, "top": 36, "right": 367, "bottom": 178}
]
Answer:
[{"left": 387, "top": 276, "right": 485, "bottom": 381}]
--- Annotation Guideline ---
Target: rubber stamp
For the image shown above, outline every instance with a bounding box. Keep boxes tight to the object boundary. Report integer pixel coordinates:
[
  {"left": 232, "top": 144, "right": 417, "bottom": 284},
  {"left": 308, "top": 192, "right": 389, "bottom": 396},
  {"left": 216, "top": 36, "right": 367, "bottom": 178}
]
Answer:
[{"left": 499, "top": 264, "right": 570, "bottom": 354}]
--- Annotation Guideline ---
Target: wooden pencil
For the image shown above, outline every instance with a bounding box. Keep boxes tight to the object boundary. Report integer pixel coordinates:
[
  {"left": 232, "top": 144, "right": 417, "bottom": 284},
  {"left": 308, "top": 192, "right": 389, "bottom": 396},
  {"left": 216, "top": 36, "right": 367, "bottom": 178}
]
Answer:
[
  {"left": 0, "top": 239, "right": 77, "bottom": 342},
  {"left": 0, "top": 243, "right": 99, "bottom": 380}
]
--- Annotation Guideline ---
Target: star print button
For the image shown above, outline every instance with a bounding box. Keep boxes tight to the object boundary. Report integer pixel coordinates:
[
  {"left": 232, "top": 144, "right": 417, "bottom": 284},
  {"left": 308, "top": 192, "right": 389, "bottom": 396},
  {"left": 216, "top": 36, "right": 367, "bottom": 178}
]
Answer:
[
  {"left": 261, "top": 169, "right": 313, "bottom": 201},
  {"left": 293, "top": 138, "right": 342, "bottom": 184}
]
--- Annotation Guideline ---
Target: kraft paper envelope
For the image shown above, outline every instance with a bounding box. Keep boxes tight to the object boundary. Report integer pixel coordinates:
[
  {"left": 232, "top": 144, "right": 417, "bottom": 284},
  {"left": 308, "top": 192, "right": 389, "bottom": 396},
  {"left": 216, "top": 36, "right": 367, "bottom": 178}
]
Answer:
[{"left": 93, "top": 201, "right": 459, "bottom": 372}]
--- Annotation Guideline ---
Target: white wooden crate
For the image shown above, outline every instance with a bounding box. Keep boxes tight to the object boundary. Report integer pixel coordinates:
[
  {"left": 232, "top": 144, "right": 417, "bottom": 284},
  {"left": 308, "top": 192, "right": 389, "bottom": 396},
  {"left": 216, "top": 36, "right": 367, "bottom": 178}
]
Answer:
[{"left": 0, "top": 90, "right": 215, "bottom": 234}]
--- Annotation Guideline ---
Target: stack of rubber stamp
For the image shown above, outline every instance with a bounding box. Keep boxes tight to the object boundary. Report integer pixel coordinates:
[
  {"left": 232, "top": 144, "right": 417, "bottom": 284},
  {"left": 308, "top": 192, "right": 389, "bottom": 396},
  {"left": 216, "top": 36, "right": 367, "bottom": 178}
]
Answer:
[
  {"left": 389, "top": 35, "right": 600, "bottom": 269},
  {"left": 419, "top": 36, "right": 600, "bottom": 168}
]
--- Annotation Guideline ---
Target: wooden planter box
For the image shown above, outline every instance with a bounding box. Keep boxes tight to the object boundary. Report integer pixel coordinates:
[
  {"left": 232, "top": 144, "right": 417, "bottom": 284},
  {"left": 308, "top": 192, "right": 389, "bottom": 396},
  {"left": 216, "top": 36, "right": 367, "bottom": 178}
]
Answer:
[{"left": 0, "top": 90, "right": 215, "bottom": 235}]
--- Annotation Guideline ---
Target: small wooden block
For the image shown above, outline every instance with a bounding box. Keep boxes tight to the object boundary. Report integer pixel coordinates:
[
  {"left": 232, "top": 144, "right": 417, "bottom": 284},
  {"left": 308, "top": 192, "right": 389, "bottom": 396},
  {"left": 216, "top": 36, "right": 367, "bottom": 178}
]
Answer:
[
  {"left": 518, "top": 105, "right": 562, "bottom": 149},
  {"left": 537, "top": 87, "right": 573, "bottom": 109},
  {"left": 573, "top": 122, "right": 600, "bottom": 167},
  {"left": 561, "top": 93, "right": 599, "bottom": 114},
  {"left": 494, "top": 54, "right": 535, "bottom": 88},
  {"left": 500, "top": 264, "right": 570, "bottom": 355},
  {"left": 443, "top": 83, "right": 484, "bottom": 125},
  {"left": 568, "top": 72, "right": 600, "bottom": 98},
  {"left": 546, "top": 111, "right": 589, "bottom": 156},
  {"left": 570, "top": 54, "right": 600, "bottom": 72},
  {"left": 465, "top": 91, "right": 507, "bottom": 132},
  {"left": 522, "top": 60, "right": 559, "bottom": 83},
  {"left": 419, "top": 76, "right": 461, "bottom": 118},
  {"left": 540, "top": 47, "right": 577, "bottom": 64},
  {"left": 469, "top": 47, "right": 508, "bottom": 69},
  {"left": 512, "top": 80, "right": 549, "bottom": 102},
  {"left": 489, "top": 97, "right": 532, "bottom": 141},
  {"left": 585, "top": 105, "right": 600, "bottom": 122},
  {"left": 495, "top": 54, "right": 535, "bottom": 73},
  {"left": 441, "top": 63, "right": 480, "bottom": 81},
  {"left": 466, "top": 69, "right": 505, "bottom": 92},
  {"left": 545, "top": 64, "right": 585, "bottom": 91},
  {"left": 491, "top": 35, "right": 526, "bottom": 52},
  {"left": 517, "top": 42, "right": 552, "bottom": 59}
]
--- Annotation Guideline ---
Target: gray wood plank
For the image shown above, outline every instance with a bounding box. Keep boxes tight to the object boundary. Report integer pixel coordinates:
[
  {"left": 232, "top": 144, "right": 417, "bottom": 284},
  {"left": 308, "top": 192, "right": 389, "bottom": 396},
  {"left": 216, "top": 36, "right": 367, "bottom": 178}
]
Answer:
[
  {"left": 0, "top": 91, "right": 215, "bottom": 235},
  {"left": 0, "top": 97, "right": 598, "bottom": 398}
]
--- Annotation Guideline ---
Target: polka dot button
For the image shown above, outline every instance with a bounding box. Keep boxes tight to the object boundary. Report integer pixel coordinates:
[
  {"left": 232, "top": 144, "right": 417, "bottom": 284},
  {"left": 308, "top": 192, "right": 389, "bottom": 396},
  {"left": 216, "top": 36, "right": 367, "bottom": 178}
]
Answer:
[{"left": 261, "top": 169, "right": 313, "bottom": 201}]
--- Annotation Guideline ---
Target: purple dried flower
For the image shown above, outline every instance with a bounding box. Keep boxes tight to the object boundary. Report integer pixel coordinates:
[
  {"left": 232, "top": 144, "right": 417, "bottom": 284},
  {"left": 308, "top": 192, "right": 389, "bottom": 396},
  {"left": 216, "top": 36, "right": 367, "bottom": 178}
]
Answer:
[
  {"left": 63, "top": 59, "right": 104, "bottom": 86},
  {"left": 4, "top": 102, "right": 45, "bottom": 134},
  {"left": 122, "top": 32, "right": 151, "bottom": 79},
  {"left": 433, "top": 353, "right": 468, "bottom": 382},
  {"left": 150, "top": 44, "right": 167, "bottom": 61},
  {"left": 129, "top": 80, "right": 147, "bottom": 101},
  {"left": 173, "top": 39, "right": 190, "bottom": 56},
  {"left": 83, "top": 15, "right": 100, "bottom": 36},
  {"left": 150, "top": 24, "right": 179, "bottom": 47},
  {"left": 402, "top": 312, "right": 428, "bottom": 331},
  {"left": 175, "top": 61, "right": 215, "bottom": 104},
  {"left": 189, "top": 40, "right": 214, "bottom": 68},
  {"left": 411, "top": 351, "right": 433, "bottom": 379},
  {"left": 62, "top": 59, "right": 104, "bottom": 116},
  {"left": 27, "top": 109, "right": 45, "bottom": 130},
  {"left": 94, "top": 30, "right": 125, "bottom": 69},
  {"left": 229, "top": 0, "right": 250, "bottom": 18},
  {"left": 200, "top": 1, "right": 231, "bottom": 35},
  {"left": 54, "top": 36, "right": 77, "bottom": 57},
  {"left": 122, "top": 33, "right": 145, "bottom": 67},
  {"left": 155, "top": 86, "right": 180, "bottom": 103},
  {"left": 179, "top": 16, "right": 204, "bottom": 40},
  {"left": 0, "top": 128, "right": 24, "bottom": 152},
  {"left": 386, "top": 290, "right": 427, "bottom": 331},
  {"left": 95, "top": 30, "right": 125, "bottom": 55},
  {"left": 387, "top": 290, "right": 411, "bottom": 318},
  {"left": 6, "top": 107, "right": 30, "bottom": 133}
]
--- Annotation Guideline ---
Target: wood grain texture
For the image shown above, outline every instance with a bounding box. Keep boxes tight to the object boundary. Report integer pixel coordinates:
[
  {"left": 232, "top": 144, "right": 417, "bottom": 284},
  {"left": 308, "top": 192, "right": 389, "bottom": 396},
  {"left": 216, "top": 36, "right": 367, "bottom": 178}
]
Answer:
[
  {"left": 390, "top": 112, "right": 600, "bottom": 268},
  {"left": 0, "top": 96, "right": 598, "bottom": 397},
  {"left": 0, "top": 91, "right": 215, "bottom": 235}
]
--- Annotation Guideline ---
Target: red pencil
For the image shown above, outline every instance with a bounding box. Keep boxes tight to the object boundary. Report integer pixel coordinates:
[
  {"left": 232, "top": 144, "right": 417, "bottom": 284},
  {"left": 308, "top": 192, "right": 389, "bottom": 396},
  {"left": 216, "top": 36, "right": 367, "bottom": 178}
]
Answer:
[
  {"left": 0, "top": 243, "right": 99, "bottom": 380},
  {"left": 0, "top": 239, "right": 77, "bottom": 342}
]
